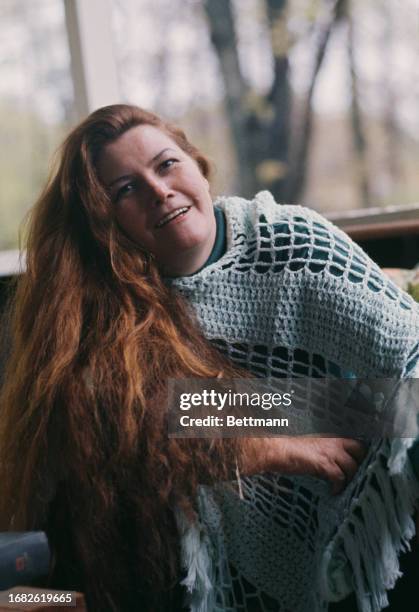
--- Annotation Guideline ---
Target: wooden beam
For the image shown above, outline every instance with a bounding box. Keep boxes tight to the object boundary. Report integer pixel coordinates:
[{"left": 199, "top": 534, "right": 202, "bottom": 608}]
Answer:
[{"left": 64, "top": 0, "right": 120, "bottom": 120}]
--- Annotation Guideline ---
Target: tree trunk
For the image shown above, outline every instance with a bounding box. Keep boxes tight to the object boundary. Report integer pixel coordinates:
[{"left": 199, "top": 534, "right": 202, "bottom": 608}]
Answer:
[
  {"left": 204, "top": 0, "right": 291, "bottom": 200},
  {"left": 347, "top": 8, "right": 371, "bottom": 208},
  {"left": 285, "top": 0, "right": 347, "bottom": 203},
  {"left": 205, "top": 0, "right": 349, "bottom": 205},
  {"left": 261, "top": 0, "right": 291, "bottom": 201},
  {"left": 204, "top": 0, "right": 257, "bottom": 197},
  {"left": 381, "top": 2, "right": 401, "bottom": 199}
]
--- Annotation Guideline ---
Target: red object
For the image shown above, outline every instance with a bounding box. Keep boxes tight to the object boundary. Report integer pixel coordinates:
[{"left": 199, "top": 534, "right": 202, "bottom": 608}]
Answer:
[{"left": 15, "top": 558, "right": 25, "bottom": 572}]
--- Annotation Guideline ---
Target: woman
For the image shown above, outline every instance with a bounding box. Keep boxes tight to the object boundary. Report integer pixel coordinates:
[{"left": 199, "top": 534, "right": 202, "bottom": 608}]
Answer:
[{"left": 0, "top": 104, "right": 417, "bottom": 612}]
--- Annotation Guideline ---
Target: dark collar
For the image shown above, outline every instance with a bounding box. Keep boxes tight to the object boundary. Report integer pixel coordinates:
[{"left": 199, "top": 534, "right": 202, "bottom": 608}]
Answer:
[{"left": 201, "top": 207, "right": 227, "bottom": 270}]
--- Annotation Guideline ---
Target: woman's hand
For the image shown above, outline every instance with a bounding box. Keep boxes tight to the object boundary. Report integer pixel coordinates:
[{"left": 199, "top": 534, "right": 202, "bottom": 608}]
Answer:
[{"left": 242, "top": 437, "right": 368, "bottom": 495}]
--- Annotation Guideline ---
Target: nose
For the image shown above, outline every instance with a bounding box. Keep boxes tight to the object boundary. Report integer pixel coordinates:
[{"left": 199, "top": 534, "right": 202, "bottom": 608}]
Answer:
[{"left": 145, "top": 175, "right": 174, "bottom": 207}]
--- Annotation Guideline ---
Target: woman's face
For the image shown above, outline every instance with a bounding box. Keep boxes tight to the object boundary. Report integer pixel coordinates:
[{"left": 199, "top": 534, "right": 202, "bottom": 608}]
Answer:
[{"left": 97, "top": 124, "right": 216, "bottom": 276}]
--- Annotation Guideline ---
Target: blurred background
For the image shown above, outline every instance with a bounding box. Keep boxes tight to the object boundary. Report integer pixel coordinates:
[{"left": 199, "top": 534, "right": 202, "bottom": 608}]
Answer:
[{"left": 1, "top": 0, "right": 419, "bottom": 257}]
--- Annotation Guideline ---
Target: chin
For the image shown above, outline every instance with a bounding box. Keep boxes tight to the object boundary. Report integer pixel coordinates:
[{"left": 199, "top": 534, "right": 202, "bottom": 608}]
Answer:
[
  {"left": 158, "top": 235, "right": 209, "bottom": 263},
  {"left": 171, "top": 227, "right": 210, "bottom": 249}
]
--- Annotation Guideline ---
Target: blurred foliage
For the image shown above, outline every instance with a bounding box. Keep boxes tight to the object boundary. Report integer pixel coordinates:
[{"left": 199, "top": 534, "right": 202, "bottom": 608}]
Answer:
[
  {"left": 112, "top": 0, "right": 419, "bottom": 211},
  {"left": 0, "top": 103, "right": 67, "bottom": 250},
  {"left": 1, "top": 0, "right": 419, "bottom": 250},
  {"left": 0, "top": 0, "right": 72, "bottom": 250},
  {"left": 385, "top": 266, "right": 419, "bottom": 302}
]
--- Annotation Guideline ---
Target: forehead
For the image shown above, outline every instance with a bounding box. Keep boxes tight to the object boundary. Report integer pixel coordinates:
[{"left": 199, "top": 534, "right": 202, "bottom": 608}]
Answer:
[{"left": 97, "top": 124, "right": 181, "bottom": 178}]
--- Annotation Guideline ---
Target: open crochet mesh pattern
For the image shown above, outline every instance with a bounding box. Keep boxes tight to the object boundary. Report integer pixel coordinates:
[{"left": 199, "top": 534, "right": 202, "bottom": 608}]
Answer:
[{"left": 171, "top": 192, "right": 419, "bottom": 612}]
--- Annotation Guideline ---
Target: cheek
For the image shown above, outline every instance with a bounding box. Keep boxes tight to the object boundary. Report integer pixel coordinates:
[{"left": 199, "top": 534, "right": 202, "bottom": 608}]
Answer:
[
  {"left": 189, "top": 178, "right": 212, "bottom": 208},
  {"left": 181, "top": 167, "right": 210, "bottom": 197},
  {"left": 116, "top": 205, "right": 136, "bottom": 231},
  {"left": 115, "top": 204, "right": 151, "bottom": 244}
]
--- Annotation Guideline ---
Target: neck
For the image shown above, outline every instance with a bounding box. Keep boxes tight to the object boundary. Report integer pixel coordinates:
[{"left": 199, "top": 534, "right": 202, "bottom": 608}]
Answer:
[{"left": 161, "top": 224, "right": 217, "bottom": 278}]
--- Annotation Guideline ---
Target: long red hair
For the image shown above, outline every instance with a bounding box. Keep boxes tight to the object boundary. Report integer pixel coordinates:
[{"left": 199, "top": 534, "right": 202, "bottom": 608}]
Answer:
[{"left": 0, "top": 105, "right": 245, "bottom": 611}]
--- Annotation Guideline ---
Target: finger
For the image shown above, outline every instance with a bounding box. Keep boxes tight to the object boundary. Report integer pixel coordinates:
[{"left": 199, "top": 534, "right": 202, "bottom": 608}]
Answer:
[
  {"left": 341, "top": 438, "right": 368, "bottom": 463},
  {"left": 327, "top": 464, "right": 347, "bottom": 495},
  {"left": 335, "top": 454, "right": 360, "bottom": 484}
]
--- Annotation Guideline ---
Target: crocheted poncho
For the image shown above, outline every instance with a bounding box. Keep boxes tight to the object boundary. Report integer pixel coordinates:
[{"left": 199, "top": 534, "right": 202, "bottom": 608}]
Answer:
[{"left": 170, "top": 191, "right": 419, "bottom": 612}]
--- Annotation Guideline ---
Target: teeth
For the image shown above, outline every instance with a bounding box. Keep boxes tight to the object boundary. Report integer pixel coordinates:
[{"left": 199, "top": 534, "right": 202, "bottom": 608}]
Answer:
[{"left": 156, "top": 207, "right": 189, "bottom": 228}]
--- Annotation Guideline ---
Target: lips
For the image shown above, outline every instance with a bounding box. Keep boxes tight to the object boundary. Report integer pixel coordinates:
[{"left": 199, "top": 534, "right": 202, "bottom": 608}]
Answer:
[{"left": 155, "top": 206, "right": 190, "bottom": 229}]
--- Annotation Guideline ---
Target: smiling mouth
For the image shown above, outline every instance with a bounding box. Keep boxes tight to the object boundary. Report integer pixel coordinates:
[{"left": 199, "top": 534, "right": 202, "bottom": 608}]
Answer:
[{"left": 155, "top": 207, "right": 190, "bottom": 229}]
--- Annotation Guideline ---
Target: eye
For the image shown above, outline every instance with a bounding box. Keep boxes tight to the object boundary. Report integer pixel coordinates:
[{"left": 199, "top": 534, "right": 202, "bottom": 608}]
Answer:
[
  {"left": 158, "top": 158, "right": 178, "bottom": 173},
  {"left": 114, "top": 181, "right": 136, "bottom": 202}
]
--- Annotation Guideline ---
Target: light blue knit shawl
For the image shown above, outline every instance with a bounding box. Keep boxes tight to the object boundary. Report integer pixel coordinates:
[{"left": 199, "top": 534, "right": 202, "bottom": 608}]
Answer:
[{"left": 170, "top": 191, "right": 419, "bottom": 612}]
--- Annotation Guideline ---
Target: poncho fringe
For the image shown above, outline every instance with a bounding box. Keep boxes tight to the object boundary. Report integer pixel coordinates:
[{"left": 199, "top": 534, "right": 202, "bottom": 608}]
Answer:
[
  {"left": 170, "top": 191, "right": 419, "bottom": 611},
  {"left": 322, "top": 437, "right": 419, "bottom": 612}
]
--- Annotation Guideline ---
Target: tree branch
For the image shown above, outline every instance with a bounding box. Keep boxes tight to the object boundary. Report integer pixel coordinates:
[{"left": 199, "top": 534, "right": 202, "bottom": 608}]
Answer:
[
  {"left": 347, "top": 9, "right": 371, "bottom": 208},
  {"left": 204, "top": 0, "right": 256, "bottom": 194},
  {"left": 286, "top": 0, "right": 347, "bottom": 203}
]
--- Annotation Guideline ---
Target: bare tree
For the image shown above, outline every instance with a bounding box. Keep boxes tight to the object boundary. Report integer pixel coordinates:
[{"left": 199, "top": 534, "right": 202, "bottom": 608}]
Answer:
[
  {"left": 380, "top": 1, "right": 402, "bottom": 198},
  {"left": 205, "top": 0, "right": 348, "bottom": 203},
  {"left": 284, "top": 0, "right": 347, "bottom": 203},
  {"left": 346, "top": 3, "right": 371, "bottom": 208},
  {"left": 204, "top": 0, "right": 258, "bottom": 196},
  {"left": 204, "top": 0, "right": 290, "bottom": 200}
]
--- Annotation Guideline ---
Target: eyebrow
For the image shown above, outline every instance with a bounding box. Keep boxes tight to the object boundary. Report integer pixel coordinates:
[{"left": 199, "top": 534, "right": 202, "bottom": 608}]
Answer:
[
  {"left": 107, "top": 148, "right": 177, "bottom": 189},
  {"left": 151, "top": 147, "right": 176, "bottom": 164}
]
